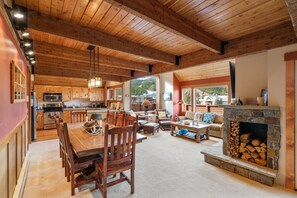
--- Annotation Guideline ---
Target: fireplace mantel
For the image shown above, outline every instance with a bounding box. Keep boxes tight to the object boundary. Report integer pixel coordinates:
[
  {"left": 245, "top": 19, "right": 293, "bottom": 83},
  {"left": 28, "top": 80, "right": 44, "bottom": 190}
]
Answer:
[{"left": 220, "top": 105, "right": 280, "bottom": 111}]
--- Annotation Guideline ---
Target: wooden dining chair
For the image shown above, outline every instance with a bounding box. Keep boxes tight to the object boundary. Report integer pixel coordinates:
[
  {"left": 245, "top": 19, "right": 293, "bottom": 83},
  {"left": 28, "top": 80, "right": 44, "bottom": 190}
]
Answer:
[
  {"left": 71, "top": 111, "right": 87, "bottom": 123},
  {"left": 124, "top": 115, "right": 139, "bottom": 132},
  {"left": 59, "top": 122, "right": 100, "bottom": 196},
  {"left": 105, "top": 110, "right": 115, "bottom": 125},
  {"left": 115, "top": 112, "right": 125, "bottom": 127},
  {"left": 94, "top": 123, "right": 137, "bottom": 198},
  {"left": 55, "top": 118, "right": 66, "bottom": 172}
]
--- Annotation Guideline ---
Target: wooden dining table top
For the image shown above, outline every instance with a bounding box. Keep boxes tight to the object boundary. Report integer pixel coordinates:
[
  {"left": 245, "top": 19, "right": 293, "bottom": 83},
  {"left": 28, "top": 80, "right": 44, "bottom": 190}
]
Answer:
[{"left": 68, "top": 122, "right": 147, "bottom": 158}]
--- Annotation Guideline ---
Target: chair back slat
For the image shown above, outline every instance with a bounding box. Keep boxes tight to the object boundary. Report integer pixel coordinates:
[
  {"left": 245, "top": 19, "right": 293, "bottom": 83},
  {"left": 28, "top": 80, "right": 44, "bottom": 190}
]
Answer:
[
  {"left": 106, "top": 111, "right": 115, "bottom": 125},
  {"left": 103, "top": 124, "right": 137, "bottom": 168},
  {"left": 60, "top": 122, "right": 75, "bottom": 167},
  {"left": 72, "top": 111, "right": 86, "bottom": 123},
  {"left": 115, "top": 112, "right": 125, "bottom": 127}
]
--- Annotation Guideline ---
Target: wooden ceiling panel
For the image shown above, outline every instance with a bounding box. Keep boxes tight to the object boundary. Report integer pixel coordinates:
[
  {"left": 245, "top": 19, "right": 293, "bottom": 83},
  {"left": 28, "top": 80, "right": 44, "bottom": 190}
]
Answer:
[
  {"left": 34, "top": 74, "right": 89, "bottom": 87},
  {"left": 158, "top": 0, "right": 291, "bottom": 40},
  {"left": 173, "top": 59, "right": 233, "bottom": 82}
]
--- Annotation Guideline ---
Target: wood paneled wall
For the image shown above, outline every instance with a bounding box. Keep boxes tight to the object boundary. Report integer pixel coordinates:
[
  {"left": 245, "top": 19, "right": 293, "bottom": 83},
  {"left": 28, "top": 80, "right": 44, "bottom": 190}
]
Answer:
[{"left": 0, "top": 117, "right": 28, "bottom": 198}]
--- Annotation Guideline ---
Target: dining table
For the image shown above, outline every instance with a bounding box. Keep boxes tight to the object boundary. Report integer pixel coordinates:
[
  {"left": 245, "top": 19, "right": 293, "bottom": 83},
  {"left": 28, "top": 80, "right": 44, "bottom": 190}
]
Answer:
[{"left": 68, "top": 122, "right": 147, "bottom": 158}]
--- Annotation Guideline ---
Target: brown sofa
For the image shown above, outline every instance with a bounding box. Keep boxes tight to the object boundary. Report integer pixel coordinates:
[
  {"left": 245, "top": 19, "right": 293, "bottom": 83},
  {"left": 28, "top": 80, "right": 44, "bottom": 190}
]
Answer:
[{"left": 176, "top": 111, "right": 223, "bottom": 138}]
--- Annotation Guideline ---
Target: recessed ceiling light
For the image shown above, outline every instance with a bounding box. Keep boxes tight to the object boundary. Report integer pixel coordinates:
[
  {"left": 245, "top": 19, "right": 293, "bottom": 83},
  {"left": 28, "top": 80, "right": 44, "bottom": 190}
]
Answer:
[
  {"left": 22, "top": 32, "right": 29, "bottom": 37},
  {"left": 29, "top": 57, "right": 34, "bottom": 60},
  {"left": 14, "top": 12, "right": 24, "bottom": 19},
  {"left": 24, "top": 42, "right": 31, "bottom": 47},
  {"left": 27, "top": 50, "right": 34, "bottom": 55},
  {"left": 31, "top": 60, "right": 36, "bottom": 64}
]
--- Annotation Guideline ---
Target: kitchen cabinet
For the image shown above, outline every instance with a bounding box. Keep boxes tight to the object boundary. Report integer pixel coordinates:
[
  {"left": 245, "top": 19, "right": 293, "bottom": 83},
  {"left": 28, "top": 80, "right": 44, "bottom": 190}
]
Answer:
[
  {"left": 35, "top": 85, "right": 44, "bottom": 102},
  {"left": 63, "top": 110, "right": 72, "bottom": 123},
  {"left": 72, "top": 87, "right": 89, "bottom": 99},
  {"left": 62, "top": 87, "right": 72, "bottom": 101},
  {"left": 43, "top": 86, "right": 62, "bottom": 93},
  {"left": 36, "top": 111, "right": 44, "bottom": 130},
  {"left": 89, "top": 88, "right": 104, "bottom": 101}
]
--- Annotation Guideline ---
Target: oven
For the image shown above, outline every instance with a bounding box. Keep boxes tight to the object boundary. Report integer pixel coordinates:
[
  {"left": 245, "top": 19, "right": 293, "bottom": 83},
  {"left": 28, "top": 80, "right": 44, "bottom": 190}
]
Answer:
[
  {"left": 43, "top": 103, "right": 63, "bottom": 129},
  {"left": 43, "top": 93, "right": 62, "bottom": 102}
]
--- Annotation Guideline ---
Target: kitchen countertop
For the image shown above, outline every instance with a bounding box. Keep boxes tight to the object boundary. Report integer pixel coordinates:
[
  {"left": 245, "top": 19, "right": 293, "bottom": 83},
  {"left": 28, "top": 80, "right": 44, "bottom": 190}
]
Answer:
[{"left": 63, "top": 107, "right": 107, "bottom": 111}]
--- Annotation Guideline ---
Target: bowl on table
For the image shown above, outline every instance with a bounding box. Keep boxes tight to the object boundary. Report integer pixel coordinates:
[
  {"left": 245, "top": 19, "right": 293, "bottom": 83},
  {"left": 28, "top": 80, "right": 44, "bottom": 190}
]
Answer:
[{"left": 83, "top": 121, "right": 102, "bottom": 135}]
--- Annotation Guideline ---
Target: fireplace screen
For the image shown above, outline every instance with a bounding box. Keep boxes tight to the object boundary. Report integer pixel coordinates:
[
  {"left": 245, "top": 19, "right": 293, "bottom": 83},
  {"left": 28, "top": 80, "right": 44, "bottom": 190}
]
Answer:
[{"left": 229, "top": 121, "right": 268, "bottom": 166}]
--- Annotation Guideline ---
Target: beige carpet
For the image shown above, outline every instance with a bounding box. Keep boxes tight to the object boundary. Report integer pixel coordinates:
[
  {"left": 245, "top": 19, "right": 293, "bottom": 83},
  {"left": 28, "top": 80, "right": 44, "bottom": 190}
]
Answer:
[{"left": 23, "top": 130, "right": 297, "bottom": 198}]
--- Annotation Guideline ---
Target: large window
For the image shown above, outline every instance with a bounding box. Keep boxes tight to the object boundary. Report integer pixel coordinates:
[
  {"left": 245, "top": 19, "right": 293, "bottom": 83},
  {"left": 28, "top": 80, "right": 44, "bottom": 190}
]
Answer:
[
  {"left": 131, "top": 76, "right": 157, "bottom": 111},
  {"left": 195, "top": 86, "right": 228, "bottom": 105},
  {"left": 182, "top": 88, "right": 192, "bottom": 111}
]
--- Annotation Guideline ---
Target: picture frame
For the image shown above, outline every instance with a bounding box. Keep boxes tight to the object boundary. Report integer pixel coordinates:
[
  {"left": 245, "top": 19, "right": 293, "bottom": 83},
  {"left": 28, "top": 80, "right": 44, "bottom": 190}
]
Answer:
[
  {"left": 260, "top": 89, "right": 268, "bottom": 106},
  {"left": 10, "top": 60, "right": 26, "bottom": 103},
  {"left": 163, "top": 92, "right": 172, "bottom": 101}
]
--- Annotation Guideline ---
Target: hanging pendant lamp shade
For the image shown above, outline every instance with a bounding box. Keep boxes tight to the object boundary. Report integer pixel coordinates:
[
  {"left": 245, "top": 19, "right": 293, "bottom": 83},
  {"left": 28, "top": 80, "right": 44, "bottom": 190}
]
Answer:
[{"left": 87, "top": 45, "right": 102, "bottom": 88}]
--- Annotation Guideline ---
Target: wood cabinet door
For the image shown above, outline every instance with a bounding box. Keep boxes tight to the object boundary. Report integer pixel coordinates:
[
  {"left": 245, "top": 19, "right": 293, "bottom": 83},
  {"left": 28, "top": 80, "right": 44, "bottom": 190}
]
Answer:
[
  {"left": 36, "top": 111, "right": 44, "bottom": 130},
  {"left": 72, "top": 87, "right": 80, "bottom": 98},
  {"left": 35, "top": 85, "right": 44, "bottom": 102},
  {"left": 62, "top": 87, "right": 72, "bottom": 101},
  {"left": 98, "top": 88, "right": 105, "bottom": 101},
  {"left": 81, "top": 88, "right": 89, "bottom": 98},
  {"left": 63, "top": 110, "right": 71, "bottom": 123}
]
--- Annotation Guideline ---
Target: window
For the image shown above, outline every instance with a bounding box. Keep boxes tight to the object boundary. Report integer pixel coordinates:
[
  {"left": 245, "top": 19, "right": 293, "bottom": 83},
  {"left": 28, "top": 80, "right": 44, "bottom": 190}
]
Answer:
[
  {"left": 114, "top": 87, "right": 122, "bottom": 101},
  {"left": 131, "top": 76, "right": 157, "bottom": 111},
  {"left": 195, "top": 85, "right": 228, "bottom": 106},
  {"left": 11, "top": 60, "right": 26, "bottom": 103},
  {"left": 182, "top": 88, "right": 192, "bottom": 111}
]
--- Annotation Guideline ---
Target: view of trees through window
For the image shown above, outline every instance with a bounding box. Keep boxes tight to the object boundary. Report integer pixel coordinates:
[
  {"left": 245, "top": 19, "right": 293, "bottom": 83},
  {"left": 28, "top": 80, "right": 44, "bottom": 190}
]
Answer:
[
  {"left": 195, "top": 86, "right": 228, "bottom": 105},
  {"left": 131, "top": 77, "right": 157, "bottom": 111}
]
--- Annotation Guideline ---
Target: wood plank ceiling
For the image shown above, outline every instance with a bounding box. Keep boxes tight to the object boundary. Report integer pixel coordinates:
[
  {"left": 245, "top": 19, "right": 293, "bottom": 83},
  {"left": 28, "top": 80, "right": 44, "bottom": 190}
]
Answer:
[{"left": 14, "top": 0, "right": 293, "bottom": 82}]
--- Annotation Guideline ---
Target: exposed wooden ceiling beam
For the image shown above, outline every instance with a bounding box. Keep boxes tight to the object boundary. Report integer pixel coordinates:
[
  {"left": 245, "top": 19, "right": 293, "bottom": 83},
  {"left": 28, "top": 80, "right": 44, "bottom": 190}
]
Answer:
[
  {"left": 34, "top": 67, "right": 124, "bottom": 82},
  {"left": 33, "top": 41, "right": 150, "bottom": 73},
  {"left": 28, "top": 11, "right": 176, "bottom": 64},
  {"left": 104, "top": 0, "right": 222, "bottom": 53},
  {"left": 35, "top": 59, "right": 133, "bottom": 78},
  {"left": 152, "top": 22, "right": 297, "bottom": 75},
  {"left": 285, "top": 0, "right": 297, "bottom": 38}
]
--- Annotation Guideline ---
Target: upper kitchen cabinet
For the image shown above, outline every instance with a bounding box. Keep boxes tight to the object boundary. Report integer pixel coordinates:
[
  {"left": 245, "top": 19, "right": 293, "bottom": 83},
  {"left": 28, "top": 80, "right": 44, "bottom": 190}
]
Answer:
[
  {"left": 62, "top": 87, "right": 72, "bottom": 101},
  {"left": 35, "top": 85, "right": 44, "bottom": 102},
  {"left": 43, "top": 86, "right": 62, "bottom": 93},
  {"left": 72, "top": 87, "right": 89, "bottom": 99},
  {"left": 89, "top": 88, "right": 104, "bottom": 101}
]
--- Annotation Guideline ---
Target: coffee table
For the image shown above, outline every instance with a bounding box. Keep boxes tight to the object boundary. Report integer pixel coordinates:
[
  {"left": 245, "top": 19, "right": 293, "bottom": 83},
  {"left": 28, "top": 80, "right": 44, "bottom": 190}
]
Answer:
[{"left": 170, "top": 121, "right": 210, "bottom": 143}]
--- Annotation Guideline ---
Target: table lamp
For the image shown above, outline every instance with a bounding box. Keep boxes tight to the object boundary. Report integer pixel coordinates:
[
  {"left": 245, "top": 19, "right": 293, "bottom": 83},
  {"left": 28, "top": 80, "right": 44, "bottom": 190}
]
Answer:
[{"left": 142, "top": 99, "right": 152, "bottom": 115}]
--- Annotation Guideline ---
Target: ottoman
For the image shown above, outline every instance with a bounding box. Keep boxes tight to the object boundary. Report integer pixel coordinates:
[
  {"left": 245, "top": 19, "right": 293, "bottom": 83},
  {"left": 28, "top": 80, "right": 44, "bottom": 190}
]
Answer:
[
  {"left": 143, "top": 123, "right": 160, "bottom": 135},
  {"left": 159, "top": 120, "right": 172, "bottom": 131}
]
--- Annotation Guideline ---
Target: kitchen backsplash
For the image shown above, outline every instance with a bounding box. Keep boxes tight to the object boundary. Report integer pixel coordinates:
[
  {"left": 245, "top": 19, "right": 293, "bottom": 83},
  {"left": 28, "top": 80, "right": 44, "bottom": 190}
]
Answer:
[{"left": 38, "top": 99, "right": 102, "bottom": 109}]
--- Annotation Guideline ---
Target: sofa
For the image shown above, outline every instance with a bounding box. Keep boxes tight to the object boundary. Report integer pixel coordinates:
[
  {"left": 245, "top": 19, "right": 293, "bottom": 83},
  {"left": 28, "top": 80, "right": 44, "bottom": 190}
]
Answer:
[{"left": 176, "top": 111, "right": 223, "bottom": 138}]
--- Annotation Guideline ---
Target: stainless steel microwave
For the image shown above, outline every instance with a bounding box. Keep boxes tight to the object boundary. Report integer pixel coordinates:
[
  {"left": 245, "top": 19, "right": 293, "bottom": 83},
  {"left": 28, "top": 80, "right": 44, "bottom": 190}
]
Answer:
[{"left": 43, "top": 93, "right": 62, "bottom": 102}]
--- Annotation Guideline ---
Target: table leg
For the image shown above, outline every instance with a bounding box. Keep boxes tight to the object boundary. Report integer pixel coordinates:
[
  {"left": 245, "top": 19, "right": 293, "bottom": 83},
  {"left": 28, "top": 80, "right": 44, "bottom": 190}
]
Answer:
[
  {"left": 196, "top": 130, "right": 200, "bottom": 143},
  {"left": 206, "top": 128, "right": 210, "bottom": 140},
  {"left": 170, "top": 125, "right": 174, "bottom": 136}
]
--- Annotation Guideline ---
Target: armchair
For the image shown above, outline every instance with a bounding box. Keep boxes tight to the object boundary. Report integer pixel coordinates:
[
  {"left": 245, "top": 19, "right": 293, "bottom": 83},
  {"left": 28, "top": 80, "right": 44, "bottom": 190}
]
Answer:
[{"left": 155, "top": 109, "right": 172, "bottom": 130}]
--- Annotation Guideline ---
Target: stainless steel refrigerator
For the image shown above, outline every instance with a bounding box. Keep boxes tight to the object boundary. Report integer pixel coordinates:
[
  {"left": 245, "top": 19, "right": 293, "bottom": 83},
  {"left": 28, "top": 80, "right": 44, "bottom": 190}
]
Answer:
[{"left": 31, "top": 92, "right": 37, "bottom": 141}]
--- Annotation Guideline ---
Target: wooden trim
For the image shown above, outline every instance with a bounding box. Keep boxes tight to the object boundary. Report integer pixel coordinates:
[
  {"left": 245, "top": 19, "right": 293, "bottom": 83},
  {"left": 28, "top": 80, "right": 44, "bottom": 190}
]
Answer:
[
  {"left": 285, "top": 59, "right": 295, "bottom": 190},
  {"left": 153, "top": 22, "right": 297, "bottom": 74},
  {"left": 180, "top": 76, "right": 230, "bottom": 87},
  {"left": 0, "top": 117, "right": 28, "bottom": 150},
  {"left": 285, "top": 51, "right": 297, "bottom": 61},
  {"left": 28, "top": 11, "right": 176, "bottom": 64},
  {"left": 104, "top": 0, "right": 221, "bottom": 53}
]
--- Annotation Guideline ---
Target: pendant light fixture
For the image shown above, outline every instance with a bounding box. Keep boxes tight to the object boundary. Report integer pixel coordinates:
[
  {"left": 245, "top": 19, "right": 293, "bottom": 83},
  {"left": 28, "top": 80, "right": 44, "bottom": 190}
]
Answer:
[{"left": 87, "top": 45, "right": 102, "bottom": 88}]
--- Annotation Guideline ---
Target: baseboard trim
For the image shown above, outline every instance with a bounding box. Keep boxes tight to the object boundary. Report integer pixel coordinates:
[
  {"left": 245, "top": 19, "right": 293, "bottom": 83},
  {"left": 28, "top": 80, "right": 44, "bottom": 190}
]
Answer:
[{"left": 12, "top": 151, "right": 31, "bottom": 198}]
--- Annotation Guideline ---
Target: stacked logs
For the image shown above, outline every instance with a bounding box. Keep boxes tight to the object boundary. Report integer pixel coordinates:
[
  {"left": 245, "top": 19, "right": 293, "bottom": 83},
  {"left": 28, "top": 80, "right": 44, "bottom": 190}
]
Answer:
[
  {"left": 239, "top": 133, "right": 267, "bottom": 166},
  {"left": 229, "top": 121, "right": 240, "bottom": 158}
]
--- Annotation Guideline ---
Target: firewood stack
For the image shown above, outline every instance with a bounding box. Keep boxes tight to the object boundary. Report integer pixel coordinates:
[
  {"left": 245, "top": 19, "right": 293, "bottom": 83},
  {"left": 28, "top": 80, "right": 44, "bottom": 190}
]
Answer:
[
  {"left": 239, "top": 133, "right": 267, "bottom": 166},
  {"left": 229, "top": 121, "right": 240, "bottom": 158}
]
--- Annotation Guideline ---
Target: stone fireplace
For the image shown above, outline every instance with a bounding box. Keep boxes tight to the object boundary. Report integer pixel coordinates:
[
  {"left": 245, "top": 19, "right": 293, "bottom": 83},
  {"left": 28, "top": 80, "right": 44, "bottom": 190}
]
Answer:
[{"left": 201, "top": 105, "right": 281, "bottom": 186}]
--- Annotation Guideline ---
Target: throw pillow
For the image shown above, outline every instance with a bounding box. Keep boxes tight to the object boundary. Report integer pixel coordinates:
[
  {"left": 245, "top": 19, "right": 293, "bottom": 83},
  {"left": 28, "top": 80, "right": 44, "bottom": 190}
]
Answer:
[
  {"left": 214, "top": 114, "right": 223, "bottom": 123},
  {"left": 194, "top": 113, "right": 204, "bottom": 122},
  {"left": 203, "top": 112, "right": 215, "bottom": 124},
  {"left": 158, "top": 111, "right": 167, "bottom": 118}
]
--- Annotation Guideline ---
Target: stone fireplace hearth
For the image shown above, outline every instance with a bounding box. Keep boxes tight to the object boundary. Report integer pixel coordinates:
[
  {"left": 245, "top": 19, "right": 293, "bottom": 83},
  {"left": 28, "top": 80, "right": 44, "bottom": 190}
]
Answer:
[{"left": 201, "top": 105, "right": 281, "bottom": 186}]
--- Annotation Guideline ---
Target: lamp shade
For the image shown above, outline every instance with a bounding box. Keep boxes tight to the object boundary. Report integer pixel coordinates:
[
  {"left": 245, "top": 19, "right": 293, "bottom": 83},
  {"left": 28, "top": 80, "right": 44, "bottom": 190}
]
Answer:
[{"left": 142, "top": 99, "right": 152, "bottom": 106}]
